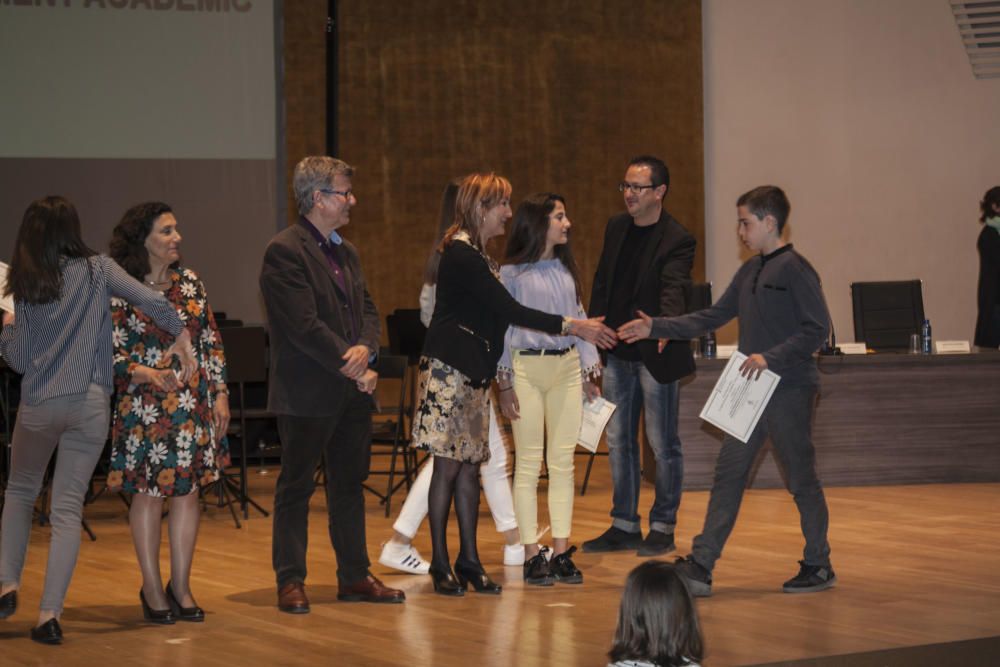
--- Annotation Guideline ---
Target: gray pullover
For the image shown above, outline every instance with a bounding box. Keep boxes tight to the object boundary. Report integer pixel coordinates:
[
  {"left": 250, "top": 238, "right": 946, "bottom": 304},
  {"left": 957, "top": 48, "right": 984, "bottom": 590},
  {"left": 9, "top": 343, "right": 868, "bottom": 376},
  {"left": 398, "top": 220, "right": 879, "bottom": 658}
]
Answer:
[{"left": 650, "top": 244, "right": 830, "bottom": 386}]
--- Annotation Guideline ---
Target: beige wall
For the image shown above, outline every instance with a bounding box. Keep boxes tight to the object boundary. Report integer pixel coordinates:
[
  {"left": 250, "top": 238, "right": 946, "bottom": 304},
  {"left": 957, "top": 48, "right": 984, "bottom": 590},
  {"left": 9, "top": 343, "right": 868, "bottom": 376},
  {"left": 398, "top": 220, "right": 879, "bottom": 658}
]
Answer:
[{"left": 703, "top": 0, "right": 1000, "bottom": 344}]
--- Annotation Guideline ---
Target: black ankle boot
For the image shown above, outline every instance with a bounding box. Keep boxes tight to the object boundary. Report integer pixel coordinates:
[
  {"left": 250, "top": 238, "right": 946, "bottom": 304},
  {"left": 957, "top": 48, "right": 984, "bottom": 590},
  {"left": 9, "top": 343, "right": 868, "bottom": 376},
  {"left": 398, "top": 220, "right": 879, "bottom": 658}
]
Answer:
[
  {"left": 429, "top": 567, "right": 465, "bottom": 596},
  {"left": 454, "top": 561, "right": 502, "bottom": 594}
]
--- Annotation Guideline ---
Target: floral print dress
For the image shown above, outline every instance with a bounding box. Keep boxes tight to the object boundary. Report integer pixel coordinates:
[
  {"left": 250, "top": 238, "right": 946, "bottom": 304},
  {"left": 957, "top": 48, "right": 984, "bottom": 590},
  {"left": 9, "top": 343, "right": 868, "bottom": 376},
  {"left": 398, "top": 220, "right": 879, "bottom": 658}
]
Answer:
[{"left": 108, "top": 267, "right": 230, "bottom": 497}]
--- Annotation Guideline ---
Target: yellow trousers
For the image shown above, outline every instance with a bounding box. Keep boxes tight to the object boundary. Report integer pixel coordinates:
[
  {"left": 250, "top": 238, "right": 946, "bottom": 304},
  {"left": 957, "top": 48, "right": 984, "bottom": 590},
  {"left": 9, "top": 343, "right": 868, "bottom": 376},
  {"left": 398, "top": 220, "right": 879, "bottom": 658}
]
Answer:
[{"left": 510, "top": 349, "right": 583, "bottom": 542}]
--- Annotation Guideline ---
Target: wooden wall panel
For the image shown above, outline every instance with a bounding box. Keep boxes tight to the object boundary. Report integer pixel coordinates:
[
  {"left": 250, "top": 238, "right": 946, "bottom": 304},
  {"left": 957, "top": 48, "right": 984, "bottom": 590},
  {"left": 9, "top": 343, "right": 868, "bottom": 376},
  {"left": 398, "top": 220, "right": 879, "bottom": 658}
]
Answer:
[
  {"left": 334, "top": 0, "right": 704, "bottom": 325},
  {"left": 283, "top": 1, "right": 329, "bottom": 229}
]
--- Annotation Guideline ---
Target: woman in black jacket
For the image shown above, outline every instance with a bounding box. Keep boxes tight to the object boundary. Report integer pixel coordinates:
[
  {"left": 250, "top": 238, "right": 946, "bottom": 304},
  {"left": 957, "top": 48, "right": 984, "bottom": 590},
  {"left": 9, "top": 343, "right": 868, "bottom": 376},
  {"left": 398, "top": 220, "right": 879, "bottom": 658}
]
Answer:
[
  {"left": 412, "top": 173, "right": 615, "bottom": 596},
  {"left": 975, "top": 186, "right": 1000, "bottom": 349}
]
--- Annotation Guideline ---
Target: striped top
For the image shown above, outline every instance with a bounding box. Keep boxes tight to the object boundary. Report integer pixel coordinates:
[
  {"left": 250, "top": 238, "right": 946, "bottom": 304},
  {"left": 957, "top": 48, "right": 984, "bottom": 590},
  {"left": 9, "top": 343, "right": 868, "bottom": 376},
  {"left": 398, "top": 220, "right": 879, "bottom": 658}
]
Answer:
[{"left": 0, "top": 255, "right": 184, "bottom": 406}]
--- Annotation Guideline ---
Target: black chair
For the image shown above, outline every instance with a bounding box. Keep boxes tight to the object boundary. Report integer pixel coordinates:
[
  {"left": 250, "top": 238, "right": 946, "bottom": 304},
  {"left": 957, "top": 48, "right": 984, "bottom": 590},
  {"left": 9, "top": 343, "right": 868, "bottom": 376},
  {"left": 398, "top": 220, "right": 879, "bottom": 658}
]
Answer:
[
  {"left": 851, "top": 280, "right": 925, "bottom": 351},
  {"left": 208, "top": 326, "right": 273, "bottom": 527},
  {"left": 689, "top": 281, "right": 713, "bottom": 312},
  {"left": 386, "top": 308, "right": 426, "bottom": 363},
  {"left": 364, "top": 354, "right": 418, "bottom": 517}
]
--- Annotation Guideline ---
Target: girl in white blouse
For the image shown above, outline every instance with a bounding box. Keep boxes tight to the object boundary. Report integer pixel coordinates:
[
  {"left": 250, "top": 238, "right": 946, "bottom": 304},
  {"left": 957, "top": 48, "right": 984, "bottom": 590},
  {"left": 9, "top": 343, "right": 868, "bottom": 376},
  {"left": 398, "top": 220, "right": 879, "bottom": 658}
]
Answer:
[{"left": 497, "top": 193, "right": 601, "bottom": 586}]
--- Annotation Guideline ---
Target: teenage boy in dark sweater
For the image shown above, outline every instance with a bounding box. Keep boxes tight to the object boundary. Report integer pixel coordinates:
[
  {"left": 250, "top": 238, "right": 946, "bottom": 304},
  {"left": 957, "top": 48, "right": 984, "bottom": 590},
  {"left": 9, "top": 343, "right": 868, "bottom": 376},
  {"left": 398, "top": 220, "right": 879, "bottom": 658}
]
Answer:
[{"left": 617, "top": 185, "right": 836, "bottom": 597}]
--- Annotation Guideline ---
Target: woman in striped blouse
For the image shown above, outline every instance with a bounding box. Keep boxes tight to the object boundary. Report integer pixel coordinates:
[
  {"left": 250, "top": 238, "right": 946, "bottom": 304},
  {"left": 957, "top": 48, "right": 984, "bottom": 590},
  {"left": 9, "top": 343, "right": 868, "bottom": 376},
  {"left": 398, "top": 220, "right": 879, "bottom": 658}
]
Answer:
[{"left": 0, "top": 196, "right": 194, "bottom": 645}]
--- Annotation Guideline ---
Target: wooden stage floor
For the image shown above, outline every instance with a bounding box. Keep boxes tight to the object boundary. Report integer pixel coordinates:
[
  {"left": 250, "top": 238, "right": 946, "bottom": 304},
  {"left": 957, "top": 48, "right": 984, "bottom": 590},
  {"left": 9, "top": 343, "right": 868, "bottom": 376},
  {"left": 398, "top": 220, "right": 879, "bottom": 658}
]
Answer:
[{"left": 1, "top": 464, "right": 998, "bottom": 666}]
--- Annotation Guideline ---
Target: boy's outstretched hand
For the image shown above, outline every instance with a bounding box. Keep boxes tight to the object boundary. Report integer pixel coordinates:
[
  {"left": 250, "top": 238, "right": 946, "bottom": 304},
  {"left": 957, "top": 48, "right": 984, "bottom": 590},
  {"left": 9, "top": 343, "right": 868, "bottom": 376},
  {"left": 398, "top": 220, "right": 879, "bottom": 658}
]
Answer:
[{"left": 618, "top": 310, "right": 669, "bottom": 353}]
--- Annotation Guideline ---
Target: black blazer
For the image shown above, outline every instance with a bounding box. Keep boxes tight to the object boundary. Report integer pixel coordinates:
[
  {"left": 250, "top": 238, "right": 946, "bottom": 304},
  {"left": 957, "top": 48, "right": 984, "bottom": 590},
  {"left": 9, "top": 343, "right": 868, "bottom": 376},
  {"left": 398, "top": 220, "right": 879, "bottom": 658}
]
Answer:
[
  {"left": 589, "top": 209, "right": 696, "bottom": 384},
  {"left": 259, "top": 223, "right": 380, "bottom": 416},
  {"left": 423, "top": 241, "right": 562, "bottom": 386},
  {"left": 975, "top": 225, "right": 1000, "bottom": 348}
]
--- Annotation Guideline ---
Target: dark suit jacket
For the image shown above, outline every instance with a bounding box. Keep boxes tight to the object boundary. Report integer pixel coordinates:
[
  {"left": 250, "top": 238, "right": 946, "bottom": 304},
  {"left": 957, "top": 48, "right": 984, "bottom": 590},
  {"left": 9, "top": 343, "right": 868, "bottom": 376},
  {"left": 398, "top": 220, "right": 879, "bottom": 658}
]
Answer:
[
  {"left": 589, "top": 209, "right": 696, "bottom": 384},
  {"left": 259, "top": 223, "right": 380, "bottom": 416}
]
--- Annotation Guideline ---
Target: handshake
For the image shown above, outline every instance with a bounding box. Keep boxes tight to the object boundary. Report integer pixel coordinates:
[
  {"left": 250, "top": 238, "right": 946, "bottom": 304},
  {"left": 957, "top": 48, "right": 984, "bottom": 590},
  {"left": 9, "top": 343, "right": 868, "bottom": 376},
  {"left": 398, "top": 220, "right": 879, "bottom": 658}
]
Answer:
[{"left": 568, "top": 312, "right": 666, "bottom": 353}]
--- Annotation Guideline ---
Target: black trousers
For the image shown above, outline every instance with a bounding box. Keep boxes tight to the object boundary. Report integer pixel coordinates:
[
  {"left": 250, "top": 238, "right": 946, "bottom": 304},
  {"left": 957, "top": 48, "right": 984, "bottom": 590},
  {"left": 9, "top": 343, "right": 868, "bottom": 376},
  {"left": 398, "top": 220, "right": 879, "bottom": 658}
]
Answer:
[{"left": 272, "top": 390, "right": 372, "bottom": 587}]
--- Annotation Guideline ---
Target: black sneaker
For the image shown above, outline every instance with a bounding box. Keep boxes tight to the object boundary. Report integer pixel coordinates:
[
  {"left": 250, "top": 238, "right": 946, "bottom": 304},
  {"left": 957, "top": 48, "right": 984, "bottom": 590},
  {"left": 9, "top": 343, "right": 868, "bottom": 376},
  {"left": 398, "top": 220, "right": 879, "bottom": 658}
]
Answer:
[
  {"left": 548, "top": 546, "right": 583, "bottom": 584},
  {"left": 782, "top": 561, "right": 836, "bottom": 593},
  {"left": 523, "top": 552, "right": 554, "bottom": 586},
  {"left": 637, "top": 530, "right": 676, "bottom": 557},
  {"left": 581, "top": 526, "right": 643, "bottom": 553},
  {"left": 674, "top": 555, "right": 712, "bottom": 597}
]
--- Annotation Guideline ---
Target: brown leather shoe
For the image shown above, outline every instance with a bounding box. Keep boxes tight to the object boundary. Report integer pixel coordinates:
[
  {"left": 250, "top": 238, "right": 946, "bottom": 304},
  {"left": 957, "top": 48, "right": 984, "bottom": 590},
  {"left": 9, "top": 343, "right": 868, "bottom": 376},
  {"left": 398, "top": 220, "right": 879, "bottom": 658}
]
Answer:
[
  {"left": 337, "top": 575, "right": 405, "bottom": 603},
  {"left": 277, "top": 582, "right": 310, "bottom": 614}
]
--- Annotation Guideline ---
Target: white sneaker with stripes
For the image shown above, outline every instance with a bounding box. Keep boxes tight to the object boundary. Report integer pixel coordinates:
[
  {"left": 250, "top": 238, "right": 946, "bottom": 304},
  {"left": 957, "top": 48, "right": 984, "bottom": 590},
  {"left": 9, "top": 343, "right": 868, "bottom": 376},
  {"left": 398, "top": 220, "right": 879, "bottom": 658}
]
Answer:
[{"left": 378, "top": 541, "right": 430, "bottom": 575}]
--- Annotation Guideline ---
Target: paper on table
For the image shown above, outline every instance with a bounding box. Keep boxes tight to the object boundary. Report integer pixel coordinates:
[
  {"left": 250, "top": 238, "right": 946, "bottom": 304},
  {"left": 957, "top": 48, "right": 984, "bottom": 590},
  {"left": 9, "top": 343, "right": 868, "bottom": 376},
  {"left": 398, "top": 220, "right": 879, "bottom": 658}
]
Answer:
[
  {"left": 0, "top": 262, "right": 12, "bottom": 314},
  {"left": 577, "top": 396, "right": 616, "bottom": 453},
  {"left": 699, "top": 351, "right": 780, "bottom": 443}
]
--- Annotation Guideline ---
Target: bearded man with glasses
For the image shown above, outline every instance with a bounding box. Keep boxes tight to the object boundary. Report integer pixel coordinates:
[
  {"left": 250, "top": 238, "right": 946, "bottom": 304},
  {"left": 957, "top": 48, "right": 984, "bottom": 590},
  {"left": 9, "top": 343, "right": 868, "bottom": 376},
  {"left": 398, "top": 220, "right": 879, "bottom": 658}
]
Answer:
[{"left": 583, "top": 155, "right": 696, "bottom": 558}]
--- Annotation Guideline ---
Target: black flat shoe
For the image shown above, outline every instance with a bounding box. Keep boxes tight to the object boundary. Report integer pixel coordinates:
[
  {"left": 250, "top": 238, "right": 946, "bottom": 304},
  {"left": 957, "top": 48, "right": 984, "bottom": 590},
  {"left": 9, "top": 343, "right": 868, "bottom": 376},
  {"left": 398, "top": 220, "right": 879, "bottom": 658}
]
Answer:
[
  {"left": 0, "top": 589, "right": 16, "bottom": 619},
  {"left": 429, "top": 567, "right": 465, "bottom": 597},
  {"left": 140, "top": 589, "right": 176, "bottom": 625},
  {"left": 454, "top": 562, "right": 502, "bottom": 595},
  {"left": 166, "top": 581, "right": 205, "bottom": 622},
  {"left": 548, "top": 546, "right": 584, "bottom": 584},
  {"left": 30, "top": 618, "right": 62, "bottom": 645}
]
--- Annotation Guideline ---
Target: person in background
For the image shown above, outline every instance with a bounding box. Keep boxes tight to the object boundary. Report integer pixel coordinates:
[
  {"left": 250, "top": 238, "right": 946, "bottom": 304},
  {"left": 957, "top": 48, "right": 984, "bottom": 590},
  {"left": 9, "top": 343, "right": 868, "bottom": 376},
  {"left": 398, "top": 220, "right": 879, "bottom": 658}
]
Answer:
[
  {"left": 607, "top": 560, "right": 704, "bottom": 667},
  {"left": 497, "top": 193, "right": 601, "bottom": 586},
  {"left": 413, "top": 172, "right": 616, "bottom": 596},
  {"left": 107, "top": 202, "right": 231, "bottom": 624},
  {"left": 0, "top": 196, "right": 192, "bottom": 645},
  {"left": 618, "top": 185, "right": 835, "bottom": 598},
  {"left": 379, "top": 180, "right": 524, "bottom": 575},
  {"left": 974, "top": 186, "right": 1000, "bottom": 349}
]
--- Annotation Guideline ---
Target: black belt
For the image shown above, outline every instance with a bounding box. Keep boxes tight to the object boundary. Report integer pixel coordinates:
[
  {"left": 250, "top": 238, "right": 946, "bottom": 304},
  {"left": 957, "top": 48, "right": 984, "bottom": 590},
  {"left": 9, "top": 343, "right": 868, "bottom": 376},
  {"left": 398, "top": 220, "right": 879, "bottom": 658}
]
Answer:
[{"left": 517, "top": 345, "right": 575, "bottom": 357}]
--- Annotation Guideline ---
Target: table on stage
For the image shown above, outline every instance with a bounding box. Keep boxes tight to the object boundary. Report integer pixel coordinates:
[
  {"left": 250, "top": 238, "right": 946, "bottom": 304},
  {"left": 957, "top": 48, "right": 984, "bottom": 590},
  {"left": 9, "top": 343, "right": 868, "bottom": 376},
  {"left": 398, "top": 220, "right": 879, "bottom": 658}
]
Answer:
[{"left": 660, "top": 349, "right": 1000, "bottom": 490}]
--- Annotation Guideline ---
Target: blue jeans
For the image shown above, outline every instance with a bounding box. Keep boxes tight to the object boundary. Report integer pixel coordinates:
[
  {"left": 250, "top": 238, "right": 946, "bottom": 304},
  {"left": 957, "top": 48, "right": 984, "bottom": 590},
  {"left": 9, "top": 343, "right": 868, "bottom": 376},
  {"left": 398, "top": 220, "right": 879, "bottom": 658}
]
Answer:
[{"left": 602, "top": 355, "right": 683, "bottom": 534}]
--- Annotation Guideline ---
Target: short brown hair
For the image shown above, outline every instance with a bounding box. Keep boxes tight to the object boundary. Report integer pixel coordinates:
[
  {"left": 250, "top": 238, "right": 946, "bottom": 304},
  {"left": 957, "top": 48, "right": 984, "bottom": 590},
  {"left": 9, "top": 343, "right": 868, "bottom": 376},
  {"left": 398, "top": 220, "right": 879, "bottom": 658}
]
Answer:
[{"left": 293, "top": 156, "right": 354, "bottom": 216}]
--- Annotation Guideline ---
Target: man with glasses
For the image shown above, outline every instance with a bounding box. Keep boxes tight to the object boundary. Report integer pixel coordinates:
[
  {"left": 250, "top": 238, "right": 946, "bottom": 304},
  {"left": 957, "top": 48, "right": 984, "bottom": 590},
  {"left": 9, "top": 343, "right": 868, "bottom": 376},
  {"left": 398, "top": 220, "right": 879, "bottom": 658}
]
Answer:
[
  {"left": 260, "top": 156, "right": 404, "bottom": 614},
  {"left": 583, "top": 155, "right": 696, "bottom": 557}
]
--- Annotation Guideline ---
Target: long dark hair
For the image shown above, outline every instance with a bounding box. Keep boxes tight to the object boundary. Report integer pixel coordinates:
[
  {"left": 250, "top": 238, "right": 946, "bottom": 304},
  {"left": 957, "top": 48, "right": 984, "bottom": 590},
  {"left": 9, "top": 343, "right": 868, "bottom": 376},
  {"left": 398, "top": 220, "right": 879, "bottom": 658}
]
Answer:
[
  {"left": 109, "top": 202, "right": 175, "bottom": 281},
  {"left": 608, "top": 561, "right": 705, "bottom": 667},
  {"left": 980, "top": 186, "right": 1000, "bottom": 223},
  {"left": 503, "top": 193, "right": 582, "bottom": 302},
  {"left": 4, "top": 196, "right": 96, "bottom": 305},
  {"left": 423, "top": 179, "right": 461, "bottom": 285}
]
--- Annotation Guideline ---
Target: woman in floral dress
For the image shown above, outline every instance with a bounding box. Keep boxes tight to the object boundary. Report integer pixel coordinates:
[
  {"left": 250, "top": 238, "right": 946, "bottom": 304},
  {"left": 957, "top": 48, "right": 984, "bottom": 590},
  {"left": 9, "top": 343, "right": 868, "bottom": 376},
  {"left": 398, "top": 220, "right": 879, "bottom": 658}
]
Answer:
[{"left": 108, "top": 202, "right": 230, "bottom": 624}]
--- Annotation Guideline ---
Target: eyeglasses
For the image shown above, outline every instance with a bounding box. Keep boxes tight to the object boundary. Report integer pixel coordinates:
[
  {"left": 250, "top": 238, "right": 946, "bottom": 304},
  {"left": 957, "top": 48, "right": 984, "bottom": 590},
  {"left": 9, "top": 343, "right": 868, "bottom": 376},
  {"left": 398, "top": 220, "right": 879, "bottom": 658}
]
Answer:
[
  {"left": 618, "top": 182, "right": 656, "bottom": 194},
  {"left": 319, "top": 188, "right": 353, "bottom": 199}
]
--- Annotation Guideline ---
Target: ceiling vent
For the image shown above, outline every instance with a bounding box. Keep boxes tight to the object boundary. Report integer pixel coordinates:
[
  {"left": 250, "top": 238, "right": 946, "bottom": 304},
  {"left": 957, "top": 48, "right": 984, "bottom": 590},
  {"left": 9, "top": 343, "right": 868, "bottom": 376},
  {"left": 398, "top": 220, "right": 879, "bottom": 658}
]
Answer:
[{"left": 951, "top": 1, "right": 1000, "bottom": 78}]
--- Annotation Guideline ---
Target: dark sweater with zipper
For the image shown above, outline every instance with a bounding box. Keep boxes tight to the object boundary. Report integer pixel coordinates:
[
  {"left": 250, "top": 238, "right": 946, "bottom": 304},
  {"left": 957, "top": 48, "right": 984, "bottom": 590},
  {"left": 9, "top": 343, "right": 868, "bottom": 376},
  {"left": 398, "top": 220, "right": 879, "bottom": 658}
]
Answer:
[
  {"left": 423, "top": 240, "right": 563, "bottom": 387},
  {"left": 650, "top": 244, "right": 830, "bottom": 386}
]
